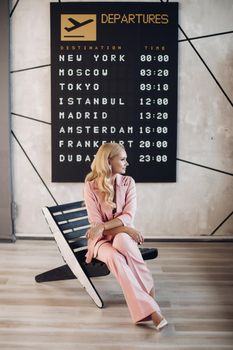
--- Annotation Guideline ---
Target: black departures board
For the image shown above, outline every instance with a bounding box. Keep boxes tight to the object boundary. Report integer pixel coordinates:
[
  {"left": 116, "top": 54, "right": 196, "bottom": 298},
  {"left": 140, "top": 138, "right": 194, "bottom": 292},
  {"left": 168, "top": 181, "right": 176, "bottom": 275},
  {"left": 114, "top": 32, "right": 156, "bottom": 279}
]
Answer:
[{"left": 50, "top": 2, "right": 178, "bottom": 182}]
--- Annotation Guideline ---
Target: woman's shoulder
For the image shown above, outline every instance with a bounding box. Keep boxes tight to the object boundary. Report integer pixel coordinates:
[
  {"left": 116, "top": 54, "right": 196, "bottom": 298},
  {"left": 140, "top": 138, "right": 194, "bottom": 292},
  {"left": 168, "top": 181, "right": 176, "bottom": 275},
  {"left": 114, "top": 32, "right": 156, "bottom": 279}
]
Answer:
[
  {"left": 84, "top": 178, "right": 98, "bottom": 190},
  {"left": 117, "top": 174, "right": 135, "bottom": 187}
]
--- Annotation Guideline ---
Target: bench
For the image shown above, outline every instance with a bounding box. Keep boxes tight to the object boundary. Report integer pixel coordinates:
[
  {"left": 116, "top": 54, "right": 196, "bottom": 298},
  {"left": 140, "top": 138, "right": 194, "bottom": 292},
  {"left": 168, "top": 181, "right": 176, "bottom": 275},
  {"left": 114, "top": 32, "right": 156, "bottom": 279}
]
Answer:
[{"left": 35, "top": 201, "right": 158, "bottom": 308}]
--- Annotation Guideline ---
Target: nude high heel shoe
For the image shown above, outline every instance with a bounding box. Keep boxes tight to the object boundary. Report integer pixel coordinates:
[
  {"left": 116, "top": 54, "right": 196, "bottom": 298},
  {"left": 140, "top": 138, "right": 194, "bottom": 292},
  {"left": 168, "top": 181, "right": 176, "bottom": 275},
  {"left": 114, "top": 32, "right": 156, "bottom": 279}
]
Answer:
[{"left": 155, "top": 318, "right": 168, "bottom": 331}]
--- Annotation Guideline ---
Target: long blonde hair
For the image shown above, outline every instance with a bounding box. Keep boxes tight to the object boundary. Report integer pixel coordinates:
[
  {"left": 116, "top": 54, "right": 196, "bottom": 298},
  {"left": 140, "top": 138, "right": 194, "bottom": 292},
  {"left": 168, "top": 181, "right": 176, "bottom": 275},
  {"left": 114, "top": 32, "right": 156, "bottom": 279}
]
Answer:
[{"left": 85, "top": 143, "right": 125, "bottom": 208}]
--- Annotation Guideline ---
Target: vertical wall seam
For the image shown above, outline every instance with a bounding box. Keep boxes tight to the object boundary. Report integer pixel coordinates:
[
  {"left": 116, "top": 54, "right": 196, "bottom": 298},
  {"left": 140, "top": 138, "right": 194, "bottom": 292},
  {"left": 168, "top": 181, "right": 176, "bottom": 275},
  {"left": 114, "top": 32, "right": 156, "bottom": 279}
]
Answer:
[
  {"left": 10, "top": 64, "right": 51, "bottom": 74},
  {"left": 11, "top": 130, "right": 58, "bottom": 206},
  {"left": 178, "top": 30, "right": 233, "bottom": 43},
  {"left": 177, "top": 158, "right": 233, "bottom": 177},
  {"left": 11, "top": 112, "right": 51, "bottom": 125},
  {"left": 178, "top": 24, "right": 233, "bottom": 108},
  {"left": 10, "top": 0, "right": 20, "bottom": 18},
  {"left": 210, "top": 211, "right": 233, "bottom": 236}
]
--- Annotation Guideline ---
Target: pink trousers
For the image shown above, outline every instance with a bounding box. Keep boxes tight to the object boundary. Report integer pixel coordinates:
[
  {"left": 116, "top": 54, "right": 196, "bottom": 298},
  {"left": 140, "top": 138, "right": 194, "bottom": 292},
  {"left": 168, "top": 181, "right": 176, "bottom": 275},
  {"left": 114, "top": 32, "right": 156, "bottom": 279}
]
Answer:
[{"left": 95, "top": 232, "right": 162, "bottom": 323}]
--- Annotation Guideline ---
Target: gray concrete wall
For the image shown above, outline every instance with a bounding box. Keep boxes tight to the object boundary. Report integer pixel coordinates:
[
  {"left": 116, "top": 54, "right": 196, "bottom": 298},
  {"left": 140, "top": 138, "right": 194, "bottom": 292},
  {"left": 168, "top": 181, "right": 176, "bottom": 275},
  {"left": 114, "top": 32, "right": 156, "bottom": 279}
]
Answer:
[
  {"left": 0, "top": 0, "right": 14, "bottom": 241},
  {"left": 10, "top": 0, "right": 233, "bottom": 238}
]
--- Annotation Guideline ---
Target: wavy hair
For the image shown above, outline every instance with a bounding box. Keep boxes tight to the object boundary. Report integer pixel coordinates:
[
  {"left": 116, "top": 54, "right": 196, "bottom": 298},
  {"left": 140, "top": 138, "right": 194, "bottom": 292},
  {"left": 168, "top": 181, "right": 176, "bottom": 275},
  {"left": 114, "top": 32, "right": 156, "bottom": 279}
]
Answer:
[{"left": 85, "top": 143, "right": 125, "bottom": 208}]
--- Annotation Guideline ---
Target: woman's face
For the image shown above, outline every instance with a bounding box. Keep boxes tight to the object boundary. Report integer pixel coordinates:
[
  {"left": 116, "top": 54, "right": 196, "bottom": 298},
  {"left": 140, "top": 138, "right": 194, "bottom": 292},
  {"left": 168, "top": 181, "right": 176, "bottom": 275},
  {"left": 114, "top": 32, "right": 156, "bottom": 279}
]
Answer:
[{"left": 109, "top": 149, "right": 129, "bottom": 175}]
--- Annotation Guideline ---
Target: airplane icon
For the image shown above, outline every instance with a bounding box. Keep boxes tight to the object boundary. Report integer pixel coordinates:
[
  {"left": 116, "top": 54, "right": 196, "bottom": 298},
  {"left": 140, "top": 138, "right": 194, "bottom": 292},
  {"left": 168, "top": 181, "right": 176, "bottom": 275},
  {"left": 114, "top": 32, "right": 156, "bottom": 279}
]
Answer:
[{"left": 65, "top": 18, "right": 94, "bottom": 32}]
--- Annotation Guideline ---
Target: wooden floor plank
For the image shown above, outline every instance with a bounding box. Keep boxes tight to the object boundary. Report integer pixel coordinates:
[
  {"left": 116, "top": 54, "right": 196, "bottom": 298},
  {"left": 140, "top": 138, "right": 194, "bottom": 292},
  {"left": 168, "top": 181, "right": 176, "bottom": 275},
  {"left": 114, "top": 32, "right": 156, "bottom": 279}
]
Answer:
[{"left": 0, "top": 240, "right": 232, "bottom": 349}]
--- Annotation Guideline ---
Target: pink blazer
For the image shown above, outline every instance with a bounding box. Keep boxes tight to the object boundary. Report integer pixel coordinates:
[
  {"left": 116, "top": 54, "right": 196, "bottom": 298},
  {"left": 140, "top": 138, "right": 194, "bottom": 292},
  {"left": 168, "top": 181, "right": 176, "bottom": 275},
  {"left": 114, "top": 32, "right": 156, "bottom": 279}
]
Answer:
[{"left": 83, "top": 174, "right": 136, "bottom": 263}]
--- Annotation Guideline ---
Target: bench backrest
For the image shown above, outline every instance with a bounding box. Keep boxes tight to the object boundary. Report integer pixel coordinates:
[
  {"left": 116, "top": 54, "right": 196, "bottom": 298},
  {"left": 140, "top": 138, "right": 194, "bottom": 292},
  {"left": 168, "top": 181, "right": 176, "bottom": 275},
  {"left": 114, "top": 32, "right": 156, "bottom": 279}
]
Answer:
[
  {"left": 43, "top": 201, "right": 90, "bottom": 254},
  {"left": 42, "top": 201, "right": 109, "bottom": 307},
  {"left": 43, "top": 200, "right": 158, "bottom": 266}
]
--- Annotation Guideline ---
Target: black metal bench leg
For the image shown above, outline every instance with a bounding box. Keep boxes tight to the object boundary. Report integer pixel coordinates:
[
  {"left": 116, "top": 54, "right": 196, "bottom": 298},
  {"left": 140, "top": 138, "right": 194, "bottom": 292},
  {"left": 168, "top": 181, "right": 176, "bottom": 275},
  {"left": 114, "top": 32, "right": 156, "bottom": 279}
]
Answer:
[
  {"left": 35, "top": 263, "right": 105, "bottom": 308},
  {"left": 35, "top": 264, "right": 76, "bottom": 283}
]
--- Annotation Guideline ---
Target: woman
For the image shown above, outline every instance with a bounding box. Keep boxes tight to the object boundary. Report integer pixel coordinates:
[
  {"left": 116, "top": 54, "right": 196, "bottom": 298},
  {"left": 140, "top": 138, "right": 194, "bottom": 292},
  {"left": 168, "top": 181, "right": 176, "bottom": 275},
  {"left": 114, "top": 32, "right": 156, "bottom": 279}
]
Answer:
[{"left": 83, "top": 142, "right": 167, "bottom": 330}]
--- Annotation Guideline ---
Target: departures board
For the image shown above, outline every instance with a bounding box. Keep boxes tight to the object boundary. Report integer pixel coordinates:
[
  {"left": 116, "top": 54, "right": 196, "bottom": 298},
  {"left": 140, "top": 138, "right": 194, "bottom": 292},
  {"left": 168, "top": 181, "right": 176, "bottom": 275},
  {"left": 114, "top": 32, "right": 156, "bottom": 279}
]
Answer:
[{"left": 51, "top": 2, "right": 178, "bottom": 182}]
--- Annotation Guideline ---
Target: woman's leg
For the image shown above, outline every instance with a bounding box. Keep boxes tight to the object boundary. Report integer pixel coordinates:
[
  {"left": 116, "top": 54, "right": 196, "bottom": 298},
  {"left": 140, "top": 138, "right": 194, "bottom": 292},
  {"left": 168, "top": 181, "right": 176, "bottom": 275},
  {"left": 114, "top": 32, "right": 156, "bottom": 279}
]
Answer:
[
  {"left": 96, "top": 242, "right": 162, "bottom": 324},
  {"left": 149, "top": 287, "right": 156, "bottom": 299},
  {"left": 112, "top": 233, "right": 155, "bottom": 295},
  {"left": 112, "top": 233, "right": 166, "bottom": 326}
]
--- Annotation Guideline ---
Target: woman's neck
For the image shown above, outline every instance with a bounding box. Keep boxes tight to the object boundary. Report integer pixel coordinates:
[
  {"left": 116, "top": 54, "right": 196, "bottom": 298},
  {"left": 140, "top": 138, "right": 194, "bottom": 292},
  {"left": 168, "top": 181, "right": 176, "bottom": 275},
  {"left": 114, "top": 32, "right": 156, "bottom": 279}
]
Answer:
[{"left": 111, "top": 173, "right": 117, "bottom": 185}]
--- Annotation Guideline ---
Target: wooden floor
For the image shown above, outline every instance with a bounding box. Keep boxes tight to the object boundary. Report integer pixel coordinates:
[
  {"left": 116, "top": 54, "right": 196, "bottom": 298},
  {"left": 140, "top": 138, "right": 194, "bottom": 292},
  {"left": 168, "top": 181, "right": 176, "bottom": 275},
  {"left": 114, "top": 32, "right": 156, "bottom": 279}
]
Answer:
[{"left": 0, "top": 240, "right": 233, "bottom": 350}]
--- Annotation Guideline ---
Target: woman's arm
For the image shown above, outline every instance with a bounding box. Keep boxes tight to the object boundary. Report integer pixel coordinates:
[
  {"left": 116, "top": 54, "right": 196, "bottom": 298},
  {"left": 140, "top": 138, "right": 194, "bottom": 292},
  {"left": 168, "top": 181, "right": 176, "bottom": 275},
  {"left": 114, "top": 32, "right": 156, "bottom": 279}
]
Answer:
[
  {"left": 104, "top": 225, "right": 144, "bottom": 244},
  {"left": 85, "top": 218, "right": 122, "bottom": 240},
  {"left": 84, "top": 178, "right": 143, "bottom": 243},
  {"left": 86, "top": 221, "right": 144, "bottom": 244},
  {"left": 115, "top": 177, "right": 137, "bottom": 227}
]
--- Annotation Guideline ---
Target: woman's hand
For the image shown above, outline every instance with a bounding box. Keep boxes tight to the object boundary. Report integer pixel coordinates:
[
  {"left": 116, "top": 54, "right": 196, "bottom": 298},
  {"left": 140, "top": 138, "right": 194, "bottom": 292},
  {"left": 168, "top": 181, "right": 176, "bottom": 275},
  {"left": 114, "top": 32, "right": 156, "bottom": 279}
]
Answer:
[
  {"left": 126, "top": 227, "right": 144, "bottom": 244},
  {"left": 86, "top": 223, "right": 104, "bottom": 240}
]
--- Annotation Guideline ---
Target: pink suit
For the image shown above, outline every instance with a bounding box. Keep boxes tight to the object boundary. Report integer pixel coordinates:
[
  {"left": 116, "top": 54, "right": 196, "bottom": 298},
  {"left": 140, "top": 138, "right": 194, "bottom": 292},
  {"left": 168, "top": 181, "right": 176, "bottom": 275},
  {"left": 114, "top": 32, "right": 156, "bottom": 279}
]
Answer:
[{"left": 83, "top": 174, "right": 161, "bottom": 323}]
